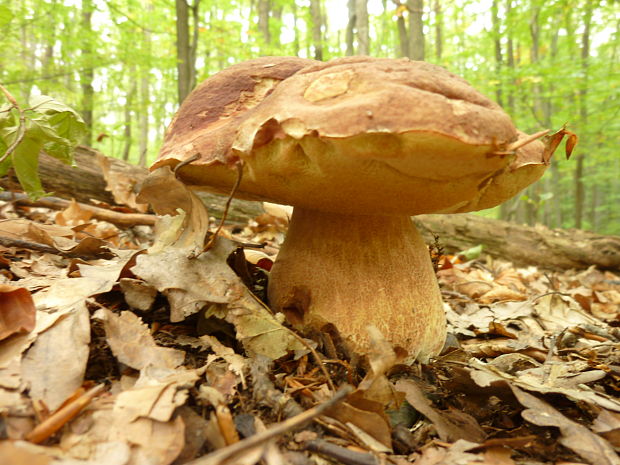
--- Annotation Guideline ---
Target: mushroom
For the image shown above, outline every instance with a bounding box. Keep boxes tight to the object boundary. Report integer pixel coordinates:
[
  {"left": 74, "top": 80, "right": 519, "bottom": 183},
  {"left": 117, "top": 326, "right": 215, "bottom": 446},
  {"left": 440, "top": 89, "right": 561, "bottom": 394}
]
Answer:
[{"left": 152, "top": 56, "right": 558, "bottom": 361}]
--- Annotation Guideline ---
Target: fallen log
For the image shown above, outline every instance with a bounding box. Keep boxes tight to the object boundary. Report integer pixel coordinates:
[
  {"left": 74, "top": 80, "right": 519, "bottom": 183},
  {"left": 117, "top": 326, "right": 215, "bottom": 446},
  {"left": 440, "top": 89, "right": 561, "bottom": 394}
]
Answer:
[
  {"left": 415, "top": 214, "right": 620, "bottom": 271},
  {"left": 0, "top": 146, "right": 263, "bottom": 224},
  {"left": 1, "top": 146, "right": 618, "bottom": 271}
]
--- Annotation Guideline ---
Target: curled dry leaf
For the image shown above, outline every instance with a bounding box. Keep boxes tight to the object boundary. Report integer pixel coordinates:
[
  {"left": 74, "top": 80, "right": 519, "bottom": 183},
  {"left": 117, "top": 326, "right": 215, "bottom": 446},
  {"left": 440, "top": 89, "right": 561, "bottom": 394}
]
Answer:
[
  {"left": 0, "top": 285, "right": 36, "bottom": 341},
  {"left": 99, "top": 309, "right": 185, "bottom": 371},
  {"left": 135, "top": 165, "right": 308, "bottom": 360},
  {"left": 394, "top": 379, "right": 486, "bottom": 444},
  {"left": 511, "top": 385, "right": 620, "bottom": 465}
]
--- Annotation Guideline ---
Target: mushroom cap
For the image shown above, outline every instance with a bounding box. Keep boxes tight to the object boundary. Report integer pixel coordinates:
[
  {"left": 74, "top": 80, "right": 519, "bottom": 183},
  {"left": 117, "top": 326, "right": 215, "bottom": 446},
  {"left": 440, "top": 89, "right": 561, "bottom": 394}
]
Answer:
[{"left": 154, "top": 57, "right": 547, "bottom": 215}]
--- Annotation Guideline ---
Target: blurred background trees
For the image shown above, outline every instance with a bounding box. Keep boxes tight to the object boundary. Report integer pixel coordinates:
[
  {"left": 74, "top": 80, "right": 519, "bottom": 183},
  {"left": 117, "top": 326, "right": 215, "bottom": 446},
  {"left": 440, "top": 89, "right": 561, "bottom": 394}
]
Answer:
[{"left": 0, "top": 0, "right": 618, "bottom": 233}]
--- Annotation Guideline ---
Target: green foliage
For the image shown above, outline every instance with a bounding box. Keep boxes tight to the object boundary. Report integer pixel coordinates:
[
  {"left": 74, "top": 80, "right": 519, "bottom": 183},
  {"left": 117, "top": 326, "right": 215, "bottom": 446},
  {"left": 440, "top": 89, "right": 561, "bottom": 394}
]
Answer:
[{"left": 0, "top": 93, "right": 86, "bottom": 199}]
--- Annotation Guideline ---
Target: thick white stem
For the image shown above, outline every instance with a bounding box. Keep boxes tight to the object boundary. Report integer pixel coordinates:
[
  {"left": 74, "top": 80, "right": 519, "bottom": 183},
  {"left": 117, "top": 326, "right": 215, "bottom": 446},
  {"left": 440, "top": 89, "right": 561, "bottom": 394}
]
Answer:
[{"left": 268, "top": 208, "right": 446, "bottom": 361}]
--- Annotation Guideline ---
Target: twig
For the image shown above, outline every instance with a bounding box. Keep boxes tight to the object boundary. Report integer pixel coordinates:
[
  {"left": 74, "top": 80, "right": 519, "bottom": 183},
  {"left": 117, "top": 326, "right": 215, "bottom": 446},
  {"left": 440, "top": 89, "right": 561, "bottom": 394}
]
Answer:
[
  {"left": 203, "top": 161, "right": 244, "bottom": 252},
  {"left": 0, "top": 235, "right": 115, "bottom": 260},
  {"left": 186, "top": 385, "right": 353, "bottom": 465},
  {"left": 0, "top": 191, "right": 156, "bottom": 227},
  {"left": 304, "top": 439, "right": 379, "bottom": 465},
  {"left": 0, "top": 84, "right": 27, "bottom": 165},
  {"left": 26, "top": 384, "right": 106, "bottom": 444}
]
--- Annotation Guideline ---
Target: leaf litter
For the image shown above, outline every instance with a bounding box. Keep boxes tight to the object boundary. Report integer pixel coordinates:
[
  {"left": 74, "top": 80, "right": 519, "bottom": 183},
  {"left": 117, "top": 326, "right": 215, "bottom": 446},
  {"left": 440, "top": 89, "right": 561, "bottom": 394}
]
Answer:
[{"left": 0, "top": 176, "right": 618, "bottom": 465}]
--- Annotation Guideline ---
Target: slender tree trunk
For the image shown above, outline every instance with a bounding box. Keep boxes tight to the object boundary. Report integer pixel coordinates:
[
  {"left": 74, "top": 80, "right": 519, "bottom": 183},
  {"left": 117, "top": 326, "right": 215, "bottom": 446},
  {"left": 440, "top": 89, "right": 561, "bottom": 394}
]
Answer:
[
  {"left": 356, "top": 0, "right": 369, "bottom": 55},
  {"left": 491, "top": 0, "right": 503, "bottom": 106},
  {"left": 407, "top": 0, "right": 424, "bottom": 60},
  {"left": 122, "top": 76, "right": 136, "bottom": 162},
  {"left": 39, "top": 0, "right": 57, "bottom": 95},
  {"left": 499, "top": 0, "right": 516, "bottom": 221},
  {"left": 138, "top": 70, "right": 149, "bottom": 168},
  {"left": 189, "top": 0, "right": 200, "bottom": 92},
  {"left": 434, "top": 0, "right": 442, "bottom": 60},
  {"left": 292, "top": 3, "right": 301, "bottom": 56},
  {"left": 575, "top": 2, "right": 594, "bottom": 229},
  {"left": 346, "top": 0, "right": 357, "bottom": 56},
  {"left": 310, "top": 0, "right": 323, "bottom": 60},
  {"left": 175, "top": 0, "right": 190, "bottom": 104},
  {"left": 80, "top": 0, "right": 95, "bottom": 146},
  {"left": 396, "top": 5, "right": 409, "bottom": 57},
  {"left": 258, "top": 0, "right": 271, "bottom": 48}
]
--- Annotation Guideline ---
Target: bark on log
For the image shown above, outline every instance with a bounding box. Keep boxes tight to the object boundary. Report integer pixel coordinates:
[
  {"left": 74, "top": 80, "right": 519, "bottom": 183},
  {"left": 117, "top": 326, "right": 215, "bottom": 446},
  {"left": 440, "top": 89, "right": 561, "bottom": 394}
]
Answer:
[
  {"left": 1, "top": 146, "right": 619, "bottom": 271},
  {"left": 0, "top": 146, "right": 263, "bottom": 224},
  {"left": 415, "top": 214, "right": 620, "bottom": 271}
]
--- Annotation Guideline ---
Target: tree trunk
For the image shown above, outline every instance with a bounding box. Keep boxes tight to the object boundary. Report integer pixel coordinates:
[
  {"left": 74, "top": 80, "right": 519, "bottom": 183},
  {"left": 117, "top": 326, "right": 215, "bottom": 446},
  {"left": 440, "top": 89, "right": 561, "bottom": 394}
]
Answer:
[
  {"left": 310, "top": 0, "right": 324, "bottom": 60},
  {"left": 574, "top": 2, "right": 594, "bottom": 229},
  {"left": 407, "top": 0, "right": 424, "bottom": 60},
  {"left": 395, "top": 2, "right": 409, "bottom": 57},
  {"left": 175, "top": 0, "right": 193, "bottom": 104},
  {"left": 491, "top": 0, "right": 503, "bottom": 106},
  {"left": 258, "top": 0, "right": 271, "bottom": 47},
  {"left": 355, "top": 0, "right": 369, "bottom": 55},
  {"left": 80, "top": 0, "right": 95, "bottom": 146},
  {"left": 346, "top": 0, "right": 356, "bottom": 56},
  {"left": 122, "top": 77, "right": 135, "bottom": 162},
  {"left": 138, "top": 12, "right": 152, "bottom": 168},
  {"left": 433, "top": 0, "right": 442, "bottom": 60}
]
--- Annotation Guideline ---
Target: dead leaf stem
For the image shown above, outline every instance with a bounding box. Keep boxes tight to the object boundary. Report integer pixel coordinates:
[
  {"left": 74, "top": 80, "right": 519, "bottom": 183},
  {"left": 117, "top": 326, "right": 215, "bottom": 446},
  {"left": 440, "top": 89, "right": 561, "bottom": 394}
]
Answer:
[
  {"left": 203, "top": 161, "right": 244, "bottom": 253},
  {"left": 186, "top": 384, "right": 353, "bottom": 465},
  {"left": 0, "top": 84, "right": 27, "bottom": 165}
]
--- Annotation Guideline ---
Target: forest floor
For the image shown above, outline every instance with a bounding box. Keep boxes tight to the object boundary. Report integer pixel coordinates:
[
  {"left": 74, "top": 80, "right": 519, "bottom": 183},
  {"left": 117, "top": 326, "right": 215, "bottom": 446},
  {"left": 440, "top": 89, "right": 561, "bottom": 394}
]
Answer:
[{"left": 0, "top": 181, "right": 619, "bottom": 465}]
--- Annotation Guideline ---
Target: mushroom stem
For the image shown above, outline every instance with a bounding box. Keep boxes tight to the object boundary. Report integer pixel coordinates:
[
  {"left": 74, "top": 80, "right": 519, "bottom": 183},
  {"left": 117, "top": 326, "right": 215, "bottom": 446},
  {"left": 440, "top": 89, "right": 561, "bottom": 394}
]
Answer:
[{"left": 268, "top": 208, "right": 446, "bottom": 361}]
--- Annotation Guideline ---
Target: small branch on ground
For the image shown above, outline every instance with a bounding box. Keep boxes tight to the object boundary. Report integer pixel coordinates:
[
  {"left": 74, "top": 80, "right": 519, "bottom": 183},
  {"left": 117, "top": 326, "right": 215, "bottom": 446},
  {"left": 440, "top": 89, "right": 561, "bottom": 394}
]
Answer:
[
  {"left": 304, "top": 439, "right": 380, "bottom": 465},
  {"left": 0, "top": 191, "right": 156, "bottom": 227},
  {"left": 26, "top": 384, "right": 106, "bottom": 444},
  {"left": 0, "top": 235, "right": 115, "bottom": 260},
  {"left": 187, "top": 385, "right": 353, "bottom": 465}
]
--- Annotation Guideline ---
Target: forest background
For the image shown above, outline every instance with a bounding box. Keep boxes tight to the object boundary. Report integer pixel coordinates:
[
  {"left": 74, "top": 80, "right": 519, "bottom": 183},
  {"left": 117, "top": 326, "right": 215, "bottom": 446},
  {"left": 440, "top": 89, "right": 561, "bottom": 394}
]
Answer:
[{"left": 0, "top": 0, "right": 618, "bottom": 234}]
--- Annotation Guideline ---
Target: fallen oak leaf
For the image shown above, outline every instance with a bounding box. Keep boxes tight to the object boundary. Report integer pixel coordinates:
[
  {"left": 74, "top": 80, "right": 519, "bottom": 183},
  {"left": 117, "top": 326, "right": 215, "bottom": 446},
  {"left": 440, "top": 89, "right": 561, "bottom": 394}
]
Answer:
[
  {"left": 394, "top": 379, "right": 486, "bottom": 443},
  {"left": 0, "top": 285, "right": 35, "bottom": 341},
  {"left": 510, "top": 385, "right": 620, "bottom": 465}
]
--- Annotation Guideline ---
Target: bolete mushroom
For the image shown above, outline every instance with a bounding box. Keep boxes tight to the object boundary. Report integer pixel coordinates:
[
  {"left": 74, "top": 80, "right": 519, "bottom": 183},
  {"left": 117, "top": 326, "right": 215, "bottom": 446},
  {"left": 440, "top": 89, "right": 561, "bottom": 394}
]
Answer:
[{"left": 151, "top": 56, "right": 558, "bottom": 361}]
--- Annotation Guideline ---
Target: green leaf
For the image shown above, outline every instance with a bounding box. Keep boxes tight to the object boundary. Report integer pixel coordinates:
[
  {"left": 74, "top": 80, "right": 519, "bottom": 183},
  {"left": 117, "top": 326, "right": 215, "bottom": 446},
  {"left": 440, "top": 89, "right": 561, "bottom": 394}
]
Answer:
[
  {"left": 0, "top": 138, "right": 8, "bottom": 177},
  {"left": 11, "top": 136, "right": 46, "bottom": 200},
  {"left": 29, "top": 116, "right": 74, "bottom": 164},
  {"left": 28, "top": 95, "right": 86, "bottom": 157},
  {"left": 457, "top": 244, "right": 484, "bottom": 262}
]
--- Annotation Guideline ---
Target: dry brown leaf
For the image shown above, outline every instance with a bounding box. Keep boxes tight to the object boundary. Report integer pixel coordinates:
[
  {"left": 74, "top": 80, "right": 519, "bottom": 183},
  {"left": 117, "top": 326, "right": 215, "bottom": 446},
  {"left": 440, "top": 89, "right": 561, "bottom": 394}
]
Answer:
[
  {"left": 97, "top": 152, "right": 149, "bottom": 213},
  {"left": 468, "top": 358, "right": 620, "bottom": 413},
  {"left": 21, "top": 303, "right": 90, "bottom": 411},
  {"left": 118, "top": 278, "right": 157, "bottom": 311},
  {"left": 394, "top": 379, "right": 486, "bottom": 443},
  {"left": 511, "top": 385, "right": 620, "bottom": 465},
  {"left": 0, "top": 440, "right": 51, "bottom": 465},
  {"left": 99, "top": 309, "right": 185, "bottom": 371},
  {"left": 0, "top": 285, "right": 36, "bottom": 341}
]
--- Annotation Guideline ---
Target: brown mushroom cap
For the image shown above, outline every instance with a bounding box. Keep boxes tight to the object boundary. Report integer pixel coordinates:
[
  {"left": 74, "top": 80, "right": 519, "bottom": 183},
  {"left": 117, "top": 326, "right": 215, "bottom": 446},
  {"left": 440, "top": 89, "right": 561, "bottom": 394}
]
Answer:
[
  {"left": 155, "top": 57, "right": 527, "bottom": 215},
  {"left": 155, "top": 56, "right": 315, "bottom": 169}
]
